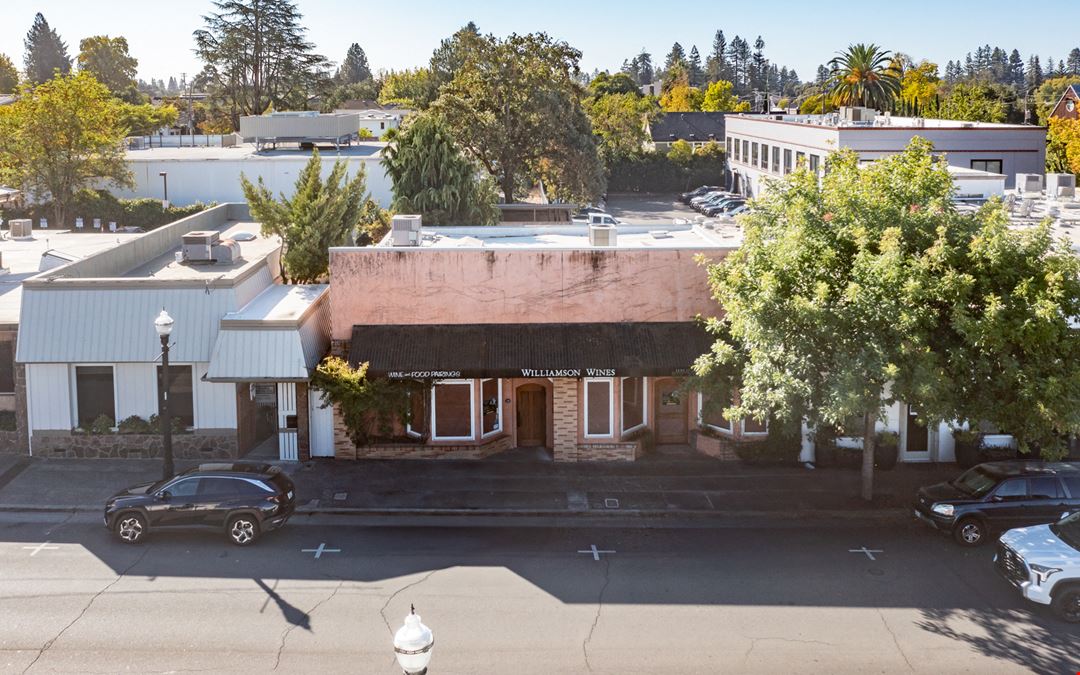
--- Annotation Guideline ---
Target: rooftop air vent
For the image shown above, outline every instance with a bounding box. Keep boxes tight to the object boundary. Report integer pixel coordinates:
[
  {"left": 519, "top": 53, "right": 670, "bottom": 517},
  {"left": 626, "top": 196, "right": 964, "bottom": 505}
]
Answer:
[
  {"left": 8, "top": 218, "right": 32, "bottom": 240},
  {"left": 390, "top": 214, "right": 422, "bottom": 247},
  {"left": 181, "top": 230, "right": 222, "bottom": 263},
  {"left": 1047, "top": 173, "right": 1076, "bottom": 199},
  {"left": 589, "top": 223, "right": 617, "bottom": 247}
]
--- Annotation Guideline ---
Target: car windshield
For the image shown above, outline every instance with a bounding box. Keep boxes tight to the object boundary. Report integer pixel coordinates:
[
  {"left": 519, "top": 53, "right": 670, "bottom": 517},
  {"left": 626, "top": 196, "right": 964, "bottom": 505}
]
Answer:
[
  {"left": 950, "top": 466, "right": 1000, "bottom": 497},
  {"left": 1050, "top": 512, "right": 1080, "bottom": 552}
]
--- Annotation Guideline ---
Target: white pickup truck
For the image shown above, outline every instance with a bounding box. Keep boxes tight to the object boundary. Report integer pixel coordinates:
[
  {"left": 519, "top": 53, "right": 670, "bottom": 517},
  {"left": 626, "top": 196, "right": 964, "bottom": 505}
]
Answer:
[{"left": 995, "top": 511, "right": 1080, "bottom": 622}]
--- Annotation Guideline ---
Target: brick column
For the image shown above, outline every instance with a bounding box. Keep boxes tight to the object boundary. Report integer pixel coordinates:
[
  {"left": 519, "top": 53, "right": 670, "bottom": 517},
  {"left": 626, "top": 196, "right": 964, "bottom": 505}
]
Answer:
[
  {"left": 552, "top": 378, "right": 579, "bottom": 462},
  {"left": 296, "top": 382, "right": 310, "bottom": 461}
]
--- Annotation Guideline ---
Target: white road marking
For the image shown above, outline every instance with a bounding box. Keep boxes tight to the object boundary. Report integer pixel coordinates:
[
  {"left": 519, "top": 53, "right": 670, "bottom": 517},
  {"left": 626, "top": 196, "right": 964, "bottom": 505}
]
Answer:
[
  {"left": 301, "top": 543, "right": 341, "bottom": 559},
  {"left": 849, "top": 547, "right": 884, "bottom": 561},
  {"left": 578, "top": 544, "right": 615, "bottom": 561},
  {"left": 22, "top": 541, "right": 59, "bottom": 556}
]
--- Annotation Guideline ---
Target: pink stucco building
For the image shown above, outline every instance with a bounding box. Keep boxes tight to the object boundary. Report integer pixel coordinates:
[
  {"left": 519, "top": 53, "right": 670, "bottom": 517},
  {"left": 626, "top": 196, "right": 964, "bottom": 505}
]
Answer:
[{"left": 326, "top": 220, "right": 759, "bottom": 462}]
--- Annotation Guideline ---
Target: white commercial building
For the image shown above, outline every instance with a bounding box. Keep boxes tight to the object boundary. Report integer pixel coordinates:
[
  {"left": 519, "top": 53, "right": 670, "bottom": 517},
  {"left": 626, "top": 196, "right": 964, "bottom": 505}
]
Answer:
[
  {"left": 114, "top": 143, "right": 393, "bottom": 209},
  {"left": 725, "top": 110, "right": 1047, "bottom": 197}
]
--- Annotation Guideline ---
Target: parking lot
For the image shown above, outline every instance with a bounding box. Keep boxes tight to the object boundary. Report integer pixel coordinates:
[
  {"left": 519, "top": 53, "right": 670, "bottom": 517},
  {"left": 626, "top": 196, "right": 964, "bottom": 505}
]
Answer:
[{"left": 604, "top": 193, "right": 699, "bottom": 226}]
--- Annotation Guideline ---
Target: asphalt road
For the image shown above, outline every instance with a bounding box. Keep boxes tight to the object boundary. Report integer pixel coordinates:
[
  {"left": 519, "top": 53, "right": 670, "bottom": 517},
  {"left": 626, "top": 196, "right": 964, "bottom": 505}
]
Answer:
[{"left": 0, "top": 512, "right": 1076, "bottom": 674}]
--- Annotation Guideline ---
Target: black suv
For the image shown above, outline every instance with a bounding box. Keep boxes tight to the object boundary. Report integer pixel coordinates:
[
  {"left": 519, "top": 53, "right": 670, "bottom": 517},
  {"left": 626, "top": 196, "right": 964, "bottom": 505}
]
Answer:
[
  {"left": 105, "top": 463, "right": 295, "bottom": 546},
  {"left": 914, "top": 461, "right": 1080, "bottom": 546}
]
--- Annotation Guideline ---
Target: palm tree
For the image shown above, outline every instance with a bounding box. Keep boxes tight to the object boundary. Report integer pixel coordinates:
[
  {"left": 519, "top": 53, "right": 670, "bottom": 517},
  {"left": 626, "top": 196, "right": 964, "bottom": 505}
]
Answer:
[{"left": 828, "top": 44, "right": 901, "bottom": 111}]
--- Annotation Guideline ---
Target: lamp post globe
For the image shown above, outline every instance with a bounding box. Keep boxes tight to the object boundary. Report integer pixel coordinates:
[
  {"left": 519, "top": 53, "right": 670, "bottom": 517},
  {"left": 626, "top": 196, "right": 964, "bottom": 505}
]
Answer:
[
  {"left": 154, "top": 309, "right": 174, "bottom": 337},
  {"left": 393, "top": 605, "right": 434, "bottom": 675},
  {"left": 154, "top": 309, "right": 175, "bottom": 480}
]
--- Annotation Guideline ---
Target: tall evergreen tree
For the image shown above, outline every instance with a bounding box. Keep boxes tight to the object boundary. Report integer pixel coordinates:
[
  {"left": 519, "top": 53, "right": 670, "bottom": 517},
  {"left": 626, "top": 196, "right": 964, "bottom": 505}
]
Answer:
[
  {"left": 1008, "top": 50, "right": 1025, "bottom": 88},
  {"left": 337, "top": 43, "right": 372, "bottom": 84},
  {"left": 750, "top": 36, "right": 767, "bottom": 91},
  {"left": 687, "top": 46, "right": 703, "bottom": 87},
  {"left": 1068, "top": 48, "right": 1080, "bottom": 76},
  {"left": 706, "top": 30, "right": 727, "bottom": 83},
  {"left": 663, "top": 42, "right": 687, "bottom": 77},
  {"left": 727, "top": 36, "right": 750, "bottom": 93},
  {"left": 23, "top": 13, "right": 71, "bottom": 84},
  {"left": 1026, "top": 55, "right": 1043, "bottom": 90}
]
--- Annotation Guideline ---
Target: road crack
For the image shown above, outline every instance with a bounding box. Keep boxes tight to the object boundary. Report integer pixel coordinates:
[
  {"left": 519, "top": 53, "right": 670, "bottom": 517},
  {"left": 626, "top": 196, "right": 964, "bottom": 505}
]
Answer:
[
  {"left": 742, "top": 636, "right": 837, "bottom": 665},
  {"left": 379, "top": 570, "right": 439, "bottom": 635},
  {"left": 876, "top": 608, "right": 915, "bottom": 672},
  {"left": 272, "top": 579, "right": 345, "bottom": 671},
  {"left": 21, "top": 545, "right": 152, "bottom": 674},
  {"left": 582, "top": 558, "right": 612, "bottom": 672}
]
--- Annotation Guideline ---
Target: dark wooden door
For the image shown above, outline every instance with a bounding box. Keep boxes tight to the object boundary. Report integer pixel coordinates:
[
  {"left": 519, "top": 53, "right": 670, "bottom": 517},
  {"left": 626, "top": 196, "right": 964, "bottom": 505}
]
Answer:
[
  {"left": 517, "top": 385, "right": 546, "bottom": 447},
  {"left": 904, "top": 405, "right": 929, "bottom": 455},
  {"left": 654, "top": 378, "right": 688, "bottom": 444}
]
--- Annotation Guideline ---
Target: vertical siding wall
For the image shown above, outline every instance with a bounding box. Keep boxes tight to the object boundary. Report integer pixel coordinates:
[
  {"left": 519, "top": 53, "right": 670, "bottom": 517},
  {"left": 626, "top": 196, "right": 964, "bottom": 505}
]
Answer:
[{"left": 26, "top": 364, "right": 71, "bottom": 431}]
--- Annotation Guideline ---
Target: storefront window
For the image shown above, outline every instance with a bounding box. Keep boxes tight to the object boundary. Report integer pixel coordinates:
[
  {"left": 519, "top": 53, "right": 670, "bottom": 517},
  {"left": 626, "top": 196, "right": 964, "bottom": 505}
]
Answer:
[
  {"left": 742, "top": 416, "right": 768, "bottom": 434},
  {"left": 76, "top": 366, "right": 115, "bottom": 427},
  {"left": 432, "top": 380, "right": 474, "bottom": 440},
  {"left": 621, "top": 377, "right": 645, "bottom": 433},
  {"left": 585, "top": 378, "right": 613, "bottom": 437},
  {"left": 157, "top": 365, "right": 194, "bottom": 428},
  {"left": 481, "top": 378, "right": 501, "bottom": 437},
  {"left": 698, "top": 392, "right": 732, "bottom": 434}
]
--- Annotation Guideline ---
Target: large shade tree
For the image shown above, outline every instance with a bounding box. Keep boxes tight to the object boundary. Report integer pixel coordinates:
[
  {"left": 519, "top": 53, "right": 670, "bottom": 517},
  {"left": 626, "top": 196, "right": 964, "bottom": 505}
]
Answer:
[
  {"left": 431, "top": 32, "right": 604, "bottom": 204},
  {"left": 77, "top": 36, "right": 140, "bottom": 103},
  {"left": 828, "top": 43, "right": 901, "bottom": 110},
  {"left": 0, "top": 72, "right": 131, "bottom": 227},
  {"left": 0, "top": 54, "right": 19, "bottom": 94},
  {"left": 380, "top": 114, "right": 498, "bottom": 225},
  {"left": 194, "top": 0, "right": 329, "bottom": 128}
]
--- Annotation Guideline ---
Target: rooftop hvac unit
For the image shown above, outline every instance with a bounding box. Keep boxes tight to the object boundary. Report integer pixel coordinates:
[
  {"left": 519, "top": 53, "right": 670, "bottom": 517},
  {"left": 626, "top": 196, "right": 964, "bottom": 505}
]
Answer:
[
  {"left": 8, "top": 218, "right": 32, "bottom": 239},
  {"left": 211, "top": 239, "right": 241, "bottom": 264},
  {"left": 390, "top": 214, "right": 422, "bottom": 247},
  {"left": 1047, "top": 173, "right": 1076, "bottom": 199},
  {"left": 588, "top": 223, "right": 617, "bottom": 247},
  {"left": 181, "top": 230, "right": 221, "bottom": 262},
  {"left": 1016, "top": 173, "right": 1044, "bottom": 195},
  {"left": 841, "top": 106, "right": 877, "bottom": 124}
]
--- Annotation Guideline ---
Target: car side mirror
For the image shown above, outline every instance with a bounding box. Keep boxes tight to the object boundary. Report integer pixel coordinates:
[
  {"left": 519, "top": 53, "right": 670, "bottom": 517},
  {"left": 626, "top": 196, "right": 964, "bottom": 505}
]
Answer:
[
  {"left": 158, "top": 490, "right": 172, "bottom": 501},
  {"left": 989, "top": 495, "right": 1003, "bottom": 503}
]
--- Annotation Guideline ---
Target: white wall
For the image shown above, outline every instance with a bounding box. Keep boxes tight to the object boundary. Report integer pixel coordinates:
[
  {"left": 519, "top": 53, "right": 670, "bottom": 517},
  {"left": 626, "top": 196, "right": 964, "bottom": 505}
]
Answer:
[
  {"left": 115, "top": 363, "right": 158, "bottom": 421},
  {"left": 194, "top": 363, "right": 237, "bottom": 429},
  {"left": 116, "top": 154, "right": 393, "bottom": 209},
  {"left": 27, "top": 364, "right": 71, "bottom": 431}
]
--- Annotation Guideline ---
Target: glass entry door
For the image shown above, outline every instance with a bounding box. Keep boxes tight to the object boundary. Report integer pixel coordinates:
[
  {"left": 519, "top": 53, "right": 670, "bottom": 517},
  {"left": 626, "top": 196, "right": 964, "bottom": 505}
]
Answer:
[{"left": 901, "top": 403, "right": 931, "bottom": 462}]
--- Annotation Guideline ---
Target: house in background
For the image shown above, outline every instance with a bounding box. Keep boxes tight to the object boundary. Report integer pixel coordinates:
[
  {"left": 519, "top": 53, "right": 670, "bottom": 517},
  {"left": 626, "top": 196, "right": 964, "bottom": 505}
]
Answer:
[
  {"left": 15, "top": 203, "right": 331, "bottom": 462},
  {"left": 1049, "top": 84, "right": 1080, "bottom": 121},
  {"left": 644, "top": 112, "right": 728, "bottom": 151}
]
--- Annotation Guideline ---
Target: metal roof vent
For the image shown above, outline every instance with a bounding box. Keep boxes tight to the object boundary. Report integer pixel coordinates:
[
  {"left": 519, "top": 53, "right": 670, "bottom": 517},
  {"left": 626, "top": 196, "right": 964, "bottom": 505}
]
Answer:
[
  {"left": 390, "top": 215, "right": 422, "bottom": 247},
  {"left": 182, "top": 230, "right": 221, "bottom": 263},
  {"left": 588, "top": 223, "right": 617, "bottom": 247},
  {"left": 649, "top": 230, "right": 673, "bottom": 239}
]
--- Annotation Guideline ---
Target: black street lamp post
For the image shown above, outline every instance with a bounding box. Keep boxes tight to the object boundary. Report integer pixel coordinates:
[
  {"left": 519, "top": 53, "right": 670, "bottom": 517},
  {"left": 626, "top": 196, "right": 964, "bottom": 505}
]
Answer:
[{"left": 155, "top": 309, "right": 175, "bottom": 480}]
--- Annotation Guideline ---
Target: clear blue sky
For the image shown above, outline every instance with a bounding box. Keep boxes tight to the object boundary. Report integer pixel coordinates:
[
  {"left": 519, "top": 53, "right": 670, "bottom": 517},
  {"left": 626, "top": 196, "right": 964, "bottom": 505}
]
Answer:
[{"left": 4, "top": 0, "right": 1079, "bottom": 84}]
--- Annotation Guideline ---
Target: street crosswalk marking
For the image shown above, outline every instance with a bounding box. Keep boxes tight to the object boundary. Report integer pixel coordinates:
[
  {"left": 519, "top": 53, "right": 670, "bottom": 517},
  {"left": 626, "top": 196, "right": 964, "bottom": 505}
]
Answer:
[
  {"left": 301, "top": 543, "right": 341, "bottom": 559},
  {"left": 22, "top": 541, "right": 59, "bottom": 556},
  {"left": 578, "top": 544, "right": 615, "bottom": 561},
  {"left": 849, "top": 547, "right": 883, "bottom": 561}
]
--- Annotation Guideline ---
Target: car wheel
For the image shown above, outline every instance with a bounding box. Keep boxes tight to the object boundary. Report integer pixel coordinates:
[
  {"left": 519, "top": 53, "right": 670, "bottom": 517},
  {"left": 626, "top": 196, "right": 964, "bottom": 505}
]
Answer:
[
  {"left": 1051, "top": 586, "right": 1080, "bottom": 623},
  {"left": 953, "top": 517, "right": 987, "bottom": 546},
  {"left": 114, "top": 512, "right": 147, "bottom": 544},
  {"left": 227, "top": 514, "right": 260, "bottom": 546}
]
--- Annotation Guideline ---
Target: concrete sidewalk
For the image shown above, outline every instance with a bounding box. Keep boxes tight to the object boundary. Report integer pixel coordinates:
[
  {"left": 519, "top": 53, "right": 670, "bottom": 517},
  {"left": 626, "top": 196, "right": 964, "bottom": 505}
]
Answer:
[{"left": 0, "top": 452, "right": 958, "bottom": 522}]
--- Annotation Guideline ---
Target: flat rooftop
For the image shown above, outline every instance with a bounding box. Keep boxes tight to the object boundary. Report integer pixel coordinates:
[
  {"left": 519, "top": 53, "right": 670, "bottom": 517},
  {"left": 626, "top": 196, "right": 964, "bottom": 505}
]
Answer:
[
  {"left": 125, "top": 141, "right": 386, "bottom": 162},
  {"left": 731, "top": 113, "right": 1041, "bottom": 131},
  {"left": 221, "top": 283, "right": 328, "bottom": 326},
  {"left": 0, "top": 229, "right": 140, "bottom": 325},
  {"left": 374, "top": 223, "right": 743, "bottom": 250},
  {"left": 122, "top": 220, "right": 280, "bottom": 280}
]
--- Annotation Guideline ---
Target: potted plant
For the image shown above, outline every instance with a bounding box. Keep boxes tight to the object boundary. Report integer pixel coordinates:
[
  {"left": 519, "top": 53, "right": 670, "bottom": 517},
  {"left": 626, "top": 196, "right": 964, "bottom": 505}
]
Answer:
[
  {"left": 875, "top": 431, "right": 899, "bottom": 470},
  {"left": 953, "top": 428, "right": 982, "bottom": 468}
]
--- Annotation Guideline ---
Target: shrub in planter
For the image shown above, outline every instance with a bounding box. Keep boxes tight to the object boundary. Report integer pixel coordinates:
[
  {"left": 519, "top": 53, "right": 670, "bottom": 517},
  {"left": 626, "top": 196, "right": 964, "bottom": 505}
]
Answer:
[
  {"left": 953, "top": 429, "right": 982, "bottom": 469},
  {"left": 624, "top": 428, "right": 656, "bottom": 454},
  {"left": 117, "top": 415, "right": 154, "bottom": 434},
  {"left": 734, "top": 429, "right": 801, "bottom": 465},
  {"left": 837, "top": 443, "right": 864, "bottom": 469},
  {"left": 89, "top": 415, "right": 115, "bottom": 435},
  {"left": 813, "top": 426, "right": 838, "bottom": 467},
  {"left": 875, "top": 431, "right": 899, "bottom": 470}
]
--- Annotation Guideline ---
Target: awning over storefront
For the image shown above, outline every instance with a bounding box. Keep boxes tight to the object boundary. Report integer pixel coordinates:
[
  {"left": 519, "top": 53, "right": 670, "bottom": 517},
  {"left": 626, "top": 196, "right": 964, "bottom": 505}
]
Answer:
[{"left": 348, "top": 322, "right": 713, "bottom": 379}]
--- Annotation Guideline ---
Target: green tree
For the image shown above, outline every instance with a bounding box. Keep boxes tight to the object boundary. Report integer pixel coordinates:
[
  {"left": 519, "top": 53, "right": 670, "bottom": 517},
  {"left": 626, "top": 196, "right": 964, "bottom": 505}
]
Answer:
[
  {"left": 119, "top": 102, "right": 180, "bottom": 136},
  {"left": 828, "top": 43, "right": 900, "bottom": 110},
  {"left": 1047, "top": 117, "right": 1080, "bottom": 175},
  {"left": 928, "top": 83, "right": 1006, "bottom": 123},
  {"left": 0, "top": 54, "right": 18, "bottom": 94},
  {"left": 431, "top": 32, "right": 604, "bottom": 204},
  {"left": 1034, "top": 75, "right": 1080, "bottom": 125},
  {"left": 0, "top": 72, "right": 131, "bottom": 227},
  {"left": 666, "top": 139, "right": 694, "bottom": 164},
  {"left": 700, "top": 80, "right": 738, "bottom": 112},
  {"left": 588, "top": 71, "right": 640, "bottom": 98},
  {"left": 585, "top": 91, "right": 658, "bottom": 162},
  {"left": 428, "top": 21, "right": 483, "bottom": 99},
  {"left": 319, "top": 79, "right": 383, "bottom": 112},
  {"left": 337, "top": 43, "right": 371, "bottom": 84},
  {"left": 378, "top": 68, "right": 436, "bottom": 109},
  {"left": 898, "top": 60, "right": 939, "bottom": 115},
  {"left": 381, "top": 114, "right": 498, "bottom": 225},
  {"left": 241, "top": 150, "right": 369, "bottom": 282},
  {"left": 77, "top": 36, "right": 140, "bottom": 103},
  {"left": 23, "top": 13, "right": 71, "bottom": 85},
  {"left": 194, "top": 0, "right": 329, "bottom": 128}
]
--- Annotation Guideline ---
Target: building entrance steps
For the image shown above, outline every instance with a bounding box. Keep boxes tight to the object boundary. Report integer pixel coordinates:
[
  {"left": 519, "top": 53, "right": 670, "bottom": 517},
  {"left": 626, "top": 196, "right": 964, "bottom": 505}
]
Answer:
[{"left": 0, "top": 454, "right": 959, "bottom": 519}]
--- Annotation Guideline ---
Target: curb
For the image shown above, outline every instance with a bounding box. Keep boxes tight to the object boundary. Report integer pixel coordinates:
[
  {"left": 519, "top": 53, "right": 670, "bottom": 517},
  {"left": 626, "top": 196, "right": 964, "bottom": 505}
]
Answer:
[{"left": 0, "top": 503, "right": 912, "bottom": 522}]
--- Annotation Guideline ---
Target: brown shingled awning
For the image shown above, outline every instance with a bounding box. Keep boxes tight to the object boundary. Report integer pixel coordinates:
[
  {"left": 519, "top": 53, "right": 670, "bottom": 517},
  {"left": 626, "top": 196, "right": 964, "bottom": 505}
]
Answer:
[{"left": 348, "top": 322, "right": 713, "bottom": 379}]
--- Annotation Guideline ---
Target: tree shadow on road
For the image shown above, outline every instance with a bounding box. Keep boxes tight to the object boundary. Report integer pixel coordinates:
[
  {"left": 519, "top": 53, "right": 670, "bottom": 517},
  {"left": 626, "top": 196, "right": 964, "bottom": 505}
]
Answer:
[
  {"left": 916, "top": 607, "right": 1079, "bottom": 675},
  {"left": 255, "top": 578, "right": 311, "bottom": 630}
]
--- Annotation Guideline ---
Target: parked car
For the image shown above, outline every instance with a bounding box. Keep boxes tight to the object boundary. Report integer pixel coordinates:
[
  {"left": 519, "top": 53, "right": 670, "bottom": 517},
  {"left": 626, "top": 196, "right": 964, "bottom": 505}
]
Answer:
[
  {"left": 996, "top": 511, "right": 1080, "bottom": 622},
  {"left": 681, "top": 185, "right": 722, "bottom": 203},
  {"left": 695, "top": 195, "right": 737, "bottom": 213},
  {"left": 571, "top": 206, "right": 606, "bottom": 223},
  {"left": 704, "top": 200, "right": 746, "bottom": 217},
  {"left": 690, "top": 191, "right": 731, "bottom": 208},
  {"left": 914, "top": 461, "right": 1080, "bottom": 546},
  {"left": 105, "top": 462, "right": 296, "bottom": 546}
]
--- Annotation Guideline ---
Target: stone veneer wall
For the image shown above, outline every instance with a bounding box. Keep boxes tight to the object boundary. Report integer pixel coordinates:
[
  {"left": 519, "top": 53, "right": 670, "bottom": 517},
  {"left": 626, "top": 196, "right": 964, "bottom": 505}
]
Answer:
[
  {"left": 551, "top": 378, "right": 578, "bottom": 461},
  {"left": 560, "top": 441, "right": 642, "bottom": 462},
  {"left": 0, "top": 430, "right": 22, "bottom": 454},
  {"left": 31, "top": 432, "right": 239, "bottom": 459},
  {"left": 336, "top": 434, "right": 515, "bottom": 460}
]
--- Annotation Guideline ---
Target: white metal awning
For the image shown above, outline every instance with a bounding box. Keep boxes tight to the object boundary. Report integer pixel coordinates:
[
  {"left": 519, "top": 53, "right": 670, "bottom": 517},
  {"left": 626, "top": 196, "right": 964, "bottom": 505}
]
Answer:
[{"left": 205, "top": 284, "right": 329, "bottom": 382}]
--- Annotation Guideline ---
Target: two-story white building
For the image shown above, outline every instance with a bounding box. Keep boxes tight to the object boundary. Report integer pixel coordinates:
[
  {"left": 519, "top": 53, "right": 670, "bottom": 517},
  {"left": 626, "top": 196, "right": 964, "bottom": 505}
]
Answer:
[{"left": 725, "top": 109, "right": 1047, "bottom": 197}]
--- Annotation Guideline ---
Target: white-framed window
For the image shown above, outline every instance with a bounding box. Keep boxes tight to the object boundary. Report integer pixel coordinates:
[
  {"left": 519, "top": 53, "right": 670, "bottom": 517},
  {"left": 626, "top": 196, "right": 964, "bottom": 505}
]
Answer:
[
  {"left": 431, "top": 379, "right": 475, "bottom": 441},
  {"left": 697, "top": 392, "right": 733, "bottom": 435},
  {"left": 620, "top": 377, "right": 647, "bottom": 434},
  {"left": 584, "top": 378, "right": 614, "bottom": 438},
  {"left": 74, "top": 365, "right": 116, "bottom": 428},
  {"left": 742, "top": 416, "right": 768, "bottom": 435},
  {"left": 157, "top": 365, "right": 195, "bottom": 428},
  {"left": 481, "top": 378, "right": 502, "bottom": 437},
  {"left": 771, "top": 146, "right": 780, "bottom": 173}
]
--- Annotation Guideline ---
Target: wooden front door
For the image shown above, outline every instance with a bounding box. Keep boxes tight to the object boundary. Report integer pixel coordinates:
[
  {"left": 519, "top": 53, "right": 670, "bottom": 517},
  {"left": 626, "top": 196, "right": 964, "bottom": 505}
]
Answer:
[
  {"left": 516, "top": 385, "right": 546, "bottom": 447},
  {"left": 654, "top": 378, "right": 688, "bottom": 444}
]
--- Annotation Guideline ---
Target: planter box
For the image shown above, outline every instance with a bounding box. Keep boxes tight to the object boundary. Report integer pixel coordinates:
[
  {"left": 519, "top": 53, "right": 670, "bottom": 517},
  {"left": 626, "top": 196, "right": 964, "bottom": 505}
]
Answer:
[
  {"left": 31, "top": 432, "right": 238, "bottom": 459},
  {"left": 691, "top": 430, "right": 738, "bottom": 461}
]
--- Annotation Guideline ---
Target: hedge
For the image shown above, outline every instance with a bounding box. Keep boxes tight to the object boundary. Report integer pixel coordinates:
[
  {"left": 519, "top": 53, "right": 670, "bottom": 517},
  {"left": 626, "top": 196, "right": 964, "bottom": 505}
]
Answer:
[
  {"left": 1, "top": 190, "right": 211, "bottom": 231},
  {"left": 606, "top": 151, "right": 728, "bottom": 194}
]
